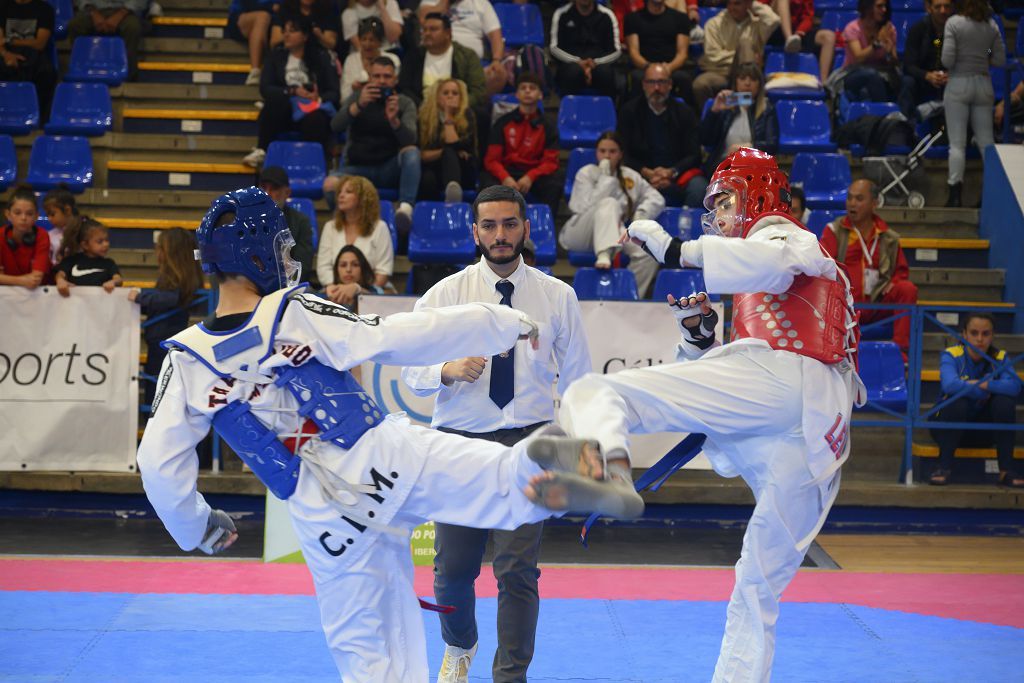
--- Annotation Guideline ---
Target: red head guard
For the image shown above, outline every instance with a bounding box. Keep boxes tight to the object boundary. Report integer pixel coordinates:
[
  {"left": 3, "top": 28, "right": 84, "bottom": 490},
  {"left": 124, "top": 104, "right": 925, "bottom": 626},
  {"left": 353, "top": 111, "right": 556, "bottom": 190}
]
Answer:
[{"left": 704, "top": 148, "right": 792, "bottom": 238}]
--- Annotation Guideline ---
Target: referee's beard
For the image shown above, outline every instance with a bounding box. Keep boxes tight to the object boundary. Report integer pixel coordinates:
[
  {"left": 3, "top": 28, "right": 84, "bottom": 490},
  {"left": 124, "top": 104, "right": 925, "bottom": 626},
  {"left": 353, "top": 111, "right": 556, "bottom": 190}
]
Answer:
[{"left": 479, "top": 234, "right": 526, "bottom": 266}]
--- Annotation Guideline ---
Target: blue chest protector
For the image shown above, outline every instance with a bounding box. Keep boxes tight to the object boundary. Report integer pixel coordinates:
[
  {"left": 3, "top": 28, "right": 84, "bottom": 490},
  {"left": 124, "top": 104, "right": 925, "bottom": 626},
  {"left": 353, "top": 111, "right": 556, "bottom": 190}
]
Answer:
[{"left": 166, "top": 287, "right": 385, "bottom": 500}]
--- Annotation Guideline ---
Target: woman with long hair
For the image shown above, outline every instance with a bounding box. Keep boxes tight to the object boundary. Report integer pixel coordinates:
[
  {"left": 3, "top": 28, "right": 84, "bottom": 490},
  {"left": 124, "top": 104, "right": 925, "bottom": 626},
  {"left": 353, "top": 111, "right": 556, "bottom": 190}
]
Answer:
[
  {"left": 418, "top": 78, "right": 477, "bottom": 203},
  {"left": 941, "top": 0, "right": 1005, "bottom": 206},
  {"left": 269, "top": 0, "right": 340, "bottom": 51},
  {"left": 315, "top": 175, "right": 394, "bottom": 306},
  {"left": 700, "top": 62, "right": 779, "bottom": 173},
  {"left": 840, "top": 0, "right": 899, "bottom": 101},
  {"left": 559, "top": 131, "right": 665, "bottom": 296},
  {"left": 324, "top": 244, "right": 385, "bottom": 310}
]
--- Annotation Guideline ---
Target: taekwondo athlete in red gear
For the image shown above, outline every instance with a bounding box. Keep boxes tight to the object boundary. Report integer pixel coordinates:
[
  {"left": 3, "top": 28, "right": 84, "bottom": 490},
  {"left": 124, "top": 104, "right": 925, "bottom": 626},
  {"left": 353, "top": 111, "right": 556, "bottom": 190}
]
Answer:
[
  {"left": 135, "top": 187, "right": 641, "bottom": 683},
  {"left": 530, "top": 148, "right": 864, "bottom": 683}
]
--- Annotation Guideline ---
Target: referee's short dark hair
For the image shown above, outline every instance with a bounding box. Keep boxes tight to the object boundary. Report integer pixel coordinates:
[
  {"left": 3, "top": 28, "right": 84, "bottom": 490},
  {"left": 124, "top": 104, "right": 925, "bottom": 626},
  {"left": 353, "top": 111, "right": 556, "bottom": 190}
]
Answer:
[{"left": 472, "top": 185, "right": 526, "bottom": 222}]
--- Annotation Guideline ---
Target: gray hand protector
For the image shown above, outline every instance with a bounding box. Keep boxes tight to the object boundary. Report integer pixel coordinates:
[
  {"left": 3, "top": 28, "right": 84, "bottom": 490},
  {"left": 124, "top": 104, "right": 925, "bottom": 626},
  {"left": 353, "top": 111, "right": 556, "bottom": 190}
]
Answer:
[{"left": 198, "top": 509, "right": 238, "bottom": 555}]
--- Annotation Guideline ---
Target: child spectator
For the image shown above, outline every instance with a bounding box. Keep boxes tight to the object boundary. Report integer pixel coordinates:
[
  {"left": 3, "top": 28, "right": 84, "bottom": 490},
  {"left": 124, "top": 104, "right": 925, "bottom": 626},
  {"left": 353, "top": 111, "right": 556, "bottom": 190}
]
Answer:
[
  {"left": 42, "top": 184, "right": 81, "bottom": 267},
  {"left": 316, "top": 174, "right": 394, "bottom": 295},
  {"left": 341, "top": 0, "right": 403, "bottom": 52},
  {"left": 929, "top": 312, "right": 1023, "bottom": 487},
  {"left": 0, "top": 183, "right": 50, "bottom": 288},
  {"left": 226, "top": 0, "right": 274, "bottom": 85},
  {"left": 0, "top": 0, "right": 58, "bottom": 120},
  {"left": 323, "top": 243, "right": 385, "bottom": 310},
  {"left": 54, "top": 218, "right": 122, "bottom": 295},
  {"left": 341, "top": 17, "right": 400, "bottom": 102},
  {"left": 127, "top": 227, "right": 205, "bottom": 405},
  {"left": 839, "top": 0, "right": 899, "bottom": 102},
  {"left": 481, "top": 71, "right": 562, "bottom": 216},
  {"left": 700, "top": 62, "right": 779, "bottom": 173},
  {"left": 418, "top": 77, "right": 477, "bottom": 203},
  {"left": 560, "top": 131, "right": 665, "bottom": 296},
  {"left": 789, "top": 184, "right": 810, "bottom": 223},
  {"left": 270, "top": 0, "right": 341, "bottom": 53}
]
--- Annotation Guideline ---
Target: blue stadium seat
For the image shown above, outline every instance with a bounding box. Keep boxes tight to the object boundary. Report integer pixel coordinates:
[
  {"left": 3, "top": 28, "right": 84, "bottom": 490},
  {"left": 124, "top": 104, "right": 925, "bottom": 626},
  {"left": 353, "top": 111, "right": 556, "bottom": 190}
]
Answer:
[
  {"left": 25, "top": 135, "right": 93, "bottom": 192},
  {"left": 563, "top": 147, "right": 592, "bottom": 197},
  {"left": 0, "top": 135, "right": 15, "bottom": 192},
  {"left": 572, "top": 267, "right": 639, "bottom": 301},
  {"left": 265, "top": 141, "right": 325, "bottom": 199},
  {"left": 379, "top": 200, "right": 397, "bottom": 251},
  {"left": 891, "top": 12, "right": 923, "bottom": 54},
  {"left": 776, "top": 100, "right": 837, "bottom": 153},
  {"left": 814, "top": 0, "right": 855, "bottom": 10},
  {"left": 819, "top": 10, "right": 856, "bottom": 33},
  {"left": 764, "top": 52, "right": 824, "bottom": 100},
  {"left": 44, "top": 83, "right": 113, "bottom": 136},
  {"left": 493, "top": 3, "right": 544, "bottom": 48},
  {"left": 557, "top": 96, "right": 616, "bottom": 148},
  {"left": 0, "top": 82, "right": 40, "bottom": 135},
  {"left": 285, "top": 197, "right": 318, "bottom": 248},
  {"left": 887, "top": 0, "right": 918, "bottom": 9},
  {"left": 1016, "top": 23, "right": 1024, "bottom": 60},
  {"left": 789, "top": 153, "right": 851, "bottom": 210},
  {"left": 992, "top": 65, "right": 1023, "bottom": 103},
  {"left": 657, "top": 206, "right": 703, "bottom": 241},
  {"left": 652, "top": 268, "right": 707, "bottom": 301},
  {"left": 407, "top": 202, "right": 476, "bottom": 264},
  {"left": 697, "top": 6, "right": 718, "bottom": 25},
  {"left": 525, "top": 203, "right": 557, "bottom": 265},
  {"left": 856, "top": 341, "right": 907, "bottom": 411},
  {"left": 839, "top": 100, "right": 900, "bottom": 125},
  {"left": 804, "top": 209, "right": 842, "bottom": 239},
  {"left": 48, "top": 0, "right": 73, "bottom": 39},
  {"left": 65, "top": 37, "right": 129, "bottom": 85}
]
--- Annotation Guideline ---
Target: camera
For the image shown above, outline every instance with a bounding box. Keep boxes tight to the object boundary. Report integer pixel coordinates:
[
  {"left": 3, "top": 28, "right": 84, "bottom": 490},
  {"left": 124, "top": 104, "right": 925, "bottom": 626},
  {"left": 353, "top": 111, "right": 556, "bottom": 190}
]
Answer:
[{"left": 725, "top": 91, "right": 753, "bottom": 107}]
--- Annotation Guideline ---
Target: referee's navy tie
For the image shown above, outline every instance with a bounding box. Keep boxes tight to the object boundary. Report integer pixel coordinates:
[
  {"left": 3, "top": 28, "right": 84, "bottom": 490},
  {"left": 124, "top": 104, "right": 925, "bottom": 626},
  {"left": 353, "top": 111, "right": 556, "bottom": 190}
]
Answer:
[{"left": 489, "top": 280, "right": 515, "bottom": 409}]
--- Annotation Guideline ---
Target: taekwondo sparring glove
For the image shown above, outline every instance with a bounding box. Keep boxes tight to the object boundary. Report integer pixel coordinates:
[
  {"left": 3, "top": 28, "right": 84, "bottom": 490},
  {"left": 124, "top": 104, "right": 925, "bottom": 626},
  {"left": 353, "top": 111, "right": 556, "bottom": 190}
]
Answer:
[
  {"left": 517, "top": 312, "right": 541, "bottom": 350},
  {"left": 626, "top": 220, "right": 682, "bottom": 266},
  {"left": 670, "top": 293, "right": 718, "bottom": 350},
  {"left": 197, "top": 509, "right": 238, "bottom": 555}
]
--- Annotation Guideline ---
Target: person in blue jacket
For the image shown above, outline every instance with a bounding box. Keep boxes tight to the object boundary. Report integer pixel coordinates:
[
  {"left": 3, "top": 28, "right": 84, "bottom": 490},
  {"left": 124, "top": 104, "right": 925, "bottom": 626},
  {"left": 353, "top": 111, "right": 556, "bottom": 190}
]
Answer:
[{"left": 929, "top": 312, "right": 1022, "bottom": 486}]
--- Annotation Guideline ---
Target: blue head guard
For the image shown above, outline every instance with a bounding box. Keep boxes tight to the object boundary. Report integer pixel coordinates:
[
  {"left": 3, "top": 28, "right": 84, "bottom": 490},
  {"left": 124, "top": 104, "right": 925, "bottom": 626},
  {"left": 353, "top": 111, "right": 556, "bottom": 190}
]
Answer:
[{"left": 196, "top": 187, "right": 301, "bottom": 295}]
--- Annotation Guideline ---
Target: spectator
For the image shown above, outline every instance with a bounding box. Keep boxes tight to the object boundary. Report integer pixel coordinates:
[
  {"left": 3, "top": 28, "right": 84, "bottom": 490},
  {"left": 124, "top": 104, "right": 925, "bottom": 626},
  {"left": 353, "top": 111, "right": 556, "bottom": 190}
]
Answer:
[
  {"left": 341, "top": 16, "right": 400, "bottom": 102},
  {"left": 416, "top": 0, "right": 507, "bottom": 95},
  {"left": 316, "top": 174, "right": 395, "bottom": 302},
  {"left": 245, "top": 16, "right": 340, "bottom": 167},
  {"left": 763, "top": 0, "right": 836, "bottom": 82},
  {"left": 42, "top": 185, "right": 81, "bottom": 267},
  {"left": 127, "top": 227, "right": 204, "bottom": 406},
  {"left": 270, "top": 0, "right": 341, "bottom": 53},
  {"left": 839, "top": 0, "right": 899, "bottom": 103},
  {"left": 481, "top": 71, "right": 562, "bottom": 216},
  {"left": 789, "top": 184, "right": 810, "bottom": 223},
  {"left": 898, "top": 0, "right": 951, "bottom": 121},
  {"left": 819, "top": 179, "right": 918, "bottom": 357},
  {"left": 226, "top": 0, "right": 273, "bottom": 85},
  {"left": 560, "top": 130, "right": 665, "bottom": 296},
  {"left": 341, "top": 0, "right": 402, "bottom": 52},
  {"left": 0, "top": 184, "right": 49, "bottom": 289},
  {"left": 929, "top": 312, "right": 1023, "bottom": 487},
  {"left": 941, "top": 0, "right": 1005, "bottom": 208},
  {"left": 323, "top": 244, "right": 386, "bottom": 312},
  {"left": 550, "top": 0, "right": 622, "bottom": 99},
  {"left": 617, "top": 62, "right": 706, "bottom": 207},
  {"left": 54, "top": 219, "right": 122, "bottom": 295},
  {"left": 994, "top": 80, "right": 1024, "bottom": 135},
  {"left": 418, "top": 77, "right": 477, "bottom": 203},
  {"left": 67, "top": 0, "right": 143, "bottom": 81},
  {"left": 694, "top": 0, "right": 778, "bottom": 107},
  {"left": 0, "top": 0, "right": 57, "bottom": 120},
  {"left": 700, "top": 62, "right": 779, "bottom": 173},
  {"left": 623, "top": 0, "right": 695, "bottom": 106},
  {"left": 398, "top": 12, "right": 486, "bottom": 112},
  {"left": 258, "top": 165, "right": 317, "bottom": 288},
  {"left": 326, "top": 57, "right": 419, "bottom": 233}
]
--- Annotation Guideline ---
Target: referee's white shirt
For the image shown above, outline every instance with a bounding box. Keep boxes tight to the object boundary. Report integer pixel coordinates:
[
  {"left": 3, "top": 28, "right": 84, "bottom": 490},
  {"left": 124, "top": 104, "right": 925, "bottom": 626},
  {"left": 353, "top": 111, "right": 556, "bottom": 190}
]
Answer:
[{"left": 401, "top": 257, "right": 592, "bottom": 432}]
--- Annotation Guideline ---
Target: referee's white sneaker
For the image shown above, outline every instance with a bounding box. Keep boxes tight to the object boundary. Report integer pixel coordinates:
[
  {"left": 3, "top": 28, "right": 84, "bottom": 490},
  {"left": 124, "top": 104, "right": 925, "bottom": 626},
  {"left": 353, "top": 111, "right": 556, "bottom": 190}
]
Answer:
[{"left": 437, "top": 642, "right": 477, "bottom": 683}]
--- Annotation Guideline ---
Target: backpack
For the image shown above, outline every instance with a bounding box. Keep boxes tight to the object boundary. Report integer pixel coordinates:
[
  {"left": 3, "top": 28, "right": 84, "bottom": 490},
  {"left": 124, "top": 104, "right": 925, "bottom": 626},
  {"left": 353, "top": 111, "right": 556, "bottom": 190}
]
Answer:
[{"left": 835, "top": 114, "right": 917, "bottom": 156}]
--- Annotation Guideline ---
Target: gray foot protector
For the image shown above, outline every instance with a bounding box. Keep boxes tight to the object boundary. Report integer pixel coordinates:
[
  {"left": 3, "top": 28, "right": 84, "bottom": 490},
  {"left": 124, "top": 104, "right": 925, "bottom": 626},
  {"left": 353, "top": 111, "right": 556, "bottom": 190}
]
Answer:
[
  {"left": 532, "top": 472, "right": 645, "bottom": 520},
  {"left": 527, "top": 435, "right": 602, "bottom": 477}
]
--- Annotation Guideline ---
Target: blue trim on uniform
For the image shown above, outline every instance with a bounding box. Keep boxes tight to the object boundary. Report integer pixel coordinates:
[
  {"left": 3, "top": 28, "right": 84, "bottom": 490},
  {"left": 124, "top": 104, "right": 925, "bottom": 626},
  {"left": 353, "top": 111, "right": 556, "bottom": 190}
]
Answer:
[{"left": 213, "top": 327, "right": 264, "bottom": 362}]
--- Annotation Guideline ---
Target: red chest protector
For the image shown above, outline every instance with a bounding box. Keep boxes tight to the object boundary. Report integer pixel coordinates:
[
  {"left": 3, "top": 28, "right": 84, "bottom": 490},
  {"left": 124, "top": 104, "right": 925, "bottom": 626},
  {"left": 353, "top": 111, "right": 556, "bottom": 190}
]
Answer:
[{"left": 732, "top": 274, "right": 854, "bottom": 365}]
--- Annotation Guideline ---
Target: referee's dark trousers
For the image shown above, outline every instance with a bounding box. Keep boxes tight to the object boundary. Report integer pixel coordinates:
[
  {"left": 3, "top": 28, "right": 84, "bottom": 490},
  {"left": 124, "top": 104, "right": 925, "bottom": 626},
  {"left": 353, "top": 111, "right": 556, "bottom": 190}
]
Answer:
[{"left": 434, "top": 421, "right": 547, "bottom": 683}]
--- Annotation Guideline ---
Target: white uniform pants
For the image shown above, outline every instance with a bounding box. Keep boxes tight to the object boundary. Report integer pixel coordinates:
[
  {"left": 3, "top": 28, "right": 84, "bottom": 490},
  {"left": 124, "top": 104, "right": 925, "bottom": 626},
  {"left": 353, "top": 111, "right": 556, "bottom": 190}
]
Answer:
[
  {"left": 560, "top": 350, "right": 837, "bottom": 683},
  {"left": 290, "top": 425, "right": 552, "bottom": 683},
  {"left": 560, "top": 196, "right": 659, "bottom": 296}
]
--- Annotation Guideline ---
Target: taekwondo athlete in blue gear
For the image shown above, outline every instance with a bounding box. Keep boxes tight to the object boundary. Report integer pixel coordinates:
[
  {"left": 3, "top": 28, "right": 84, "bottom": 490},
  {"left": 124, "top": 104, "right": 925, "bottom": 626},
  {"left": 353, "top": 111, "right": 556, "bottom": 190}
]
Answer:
[{"left": 136, "top": 187, "right": 640, "bottom": 683}]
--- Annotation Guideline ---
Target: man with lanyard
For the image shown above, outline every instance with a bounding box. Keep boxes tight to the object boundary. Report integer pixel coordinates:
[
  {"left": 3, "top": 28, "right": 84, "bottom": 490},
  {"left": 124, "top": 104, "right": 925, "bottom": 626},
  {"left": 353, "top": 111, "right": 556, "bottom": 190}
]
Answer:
[
  {"left": 402, "top": 185, "right": 592, "bottom": 683},
  {"left": 820, "top": 178, "right": 918, "bottom": 359}
]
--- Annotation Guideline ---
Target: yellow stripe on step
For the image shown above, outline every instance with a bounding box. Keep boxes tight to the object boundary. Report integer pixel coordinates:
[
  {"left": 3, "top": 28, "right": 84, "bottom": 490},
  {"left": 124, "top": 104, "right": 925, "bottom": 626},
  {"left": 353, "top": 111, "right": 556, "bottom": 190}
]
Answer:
[
  {"left": 122, "top": 108, "right": 258, "bottom": 121},
  {"left": 151, "top": 16, "right": 228, "bottom": 27},
  {"left": 96, "top": 218, "right": 195, "bottom": 229},
  {"left": 901, "top": 238, "right": 990, "bottom": 249},
  {"left": 911, "top": 443, "right": 1024, "bottom": 459},
  {"left": 107, "top": 160, "right": 254, "bottom": 174},
  {"left": 138, "top": 61, "right": 250, "bottom": 73},
  {"left": 917, "top": 300, "right": 1015, "bottom": 308}
]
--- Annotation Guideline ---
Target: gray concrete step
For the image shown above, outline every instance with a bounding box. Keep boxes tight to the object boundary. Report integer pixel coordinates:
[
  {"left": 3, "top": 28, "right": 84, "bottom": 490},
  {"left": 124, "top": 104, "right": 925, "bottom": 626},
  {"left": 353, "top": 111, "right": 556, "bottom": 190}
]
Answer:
[
  {"left": 115, "top": 82, "right": 259, "bottom": 105},
  {"left": 910, "top": 267, "right": 1005, "bottom": 301},
  {"left": 141, "top": 37, "right": 247, "bottom": 58},
  {"left": 160, "top": 0, "right": 231, "bottom": 17}
]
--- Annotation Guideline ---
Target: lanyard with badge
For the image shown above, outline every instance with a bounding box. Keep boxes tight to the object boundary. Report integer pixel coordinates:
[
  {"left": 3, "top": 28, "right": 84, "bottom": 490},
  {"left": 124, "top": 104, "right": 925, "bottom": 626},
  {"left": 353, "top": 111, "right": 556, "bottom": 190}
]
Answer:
[{"left": 857, "top": 230, "right": 881, "bottom": 295}]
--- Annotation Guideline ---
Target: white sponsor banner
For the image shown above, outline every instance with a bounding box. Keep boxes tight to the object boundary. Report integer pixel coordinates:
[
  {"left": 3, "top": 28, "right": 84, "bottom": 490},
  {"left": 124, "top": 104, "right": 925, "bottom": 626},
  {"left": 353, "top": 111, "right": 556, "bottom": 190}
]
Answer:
[
  {"left": 264, "top": 293, "right": 721, "bottom": 561},
  {"left": 0, "top": 287, "right": 140, "bottom": 471}
]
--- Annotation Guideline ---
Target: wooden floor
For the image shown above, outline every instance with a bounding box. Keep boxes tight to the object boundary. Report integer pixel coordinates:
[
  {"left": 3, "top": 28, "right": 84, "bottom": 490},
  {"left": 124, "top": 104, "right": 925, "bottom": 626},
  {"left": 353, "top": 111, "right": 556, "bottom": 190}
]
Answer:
[{"left": 817, "top": 534, "right": 1024, "bottom": 573}]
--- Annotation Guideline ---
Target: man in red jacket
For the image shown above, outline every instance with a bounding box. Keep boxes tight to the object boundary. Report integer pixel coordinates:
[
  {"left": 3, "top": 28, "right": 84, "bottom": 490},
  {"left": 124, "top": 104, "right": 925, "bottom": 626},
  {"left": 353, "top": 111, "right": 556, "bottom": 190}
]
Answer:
[{"left": 819, "top": 178, "right": 918, "bottom": 356}]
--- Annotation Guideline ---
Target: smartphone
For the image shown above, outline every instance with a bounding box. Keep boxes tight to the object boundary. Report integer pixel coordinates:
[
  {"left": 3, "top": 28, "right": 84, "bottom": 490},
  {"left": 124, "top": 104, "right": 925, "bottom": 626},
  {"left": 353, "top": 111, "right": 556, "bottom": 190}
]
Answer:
[
  {"left": 379, "top": 86, "right": 394, "bottom": 99},
  {"left": 725, "top": 91, "right": 753, "bottom": 107}
]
